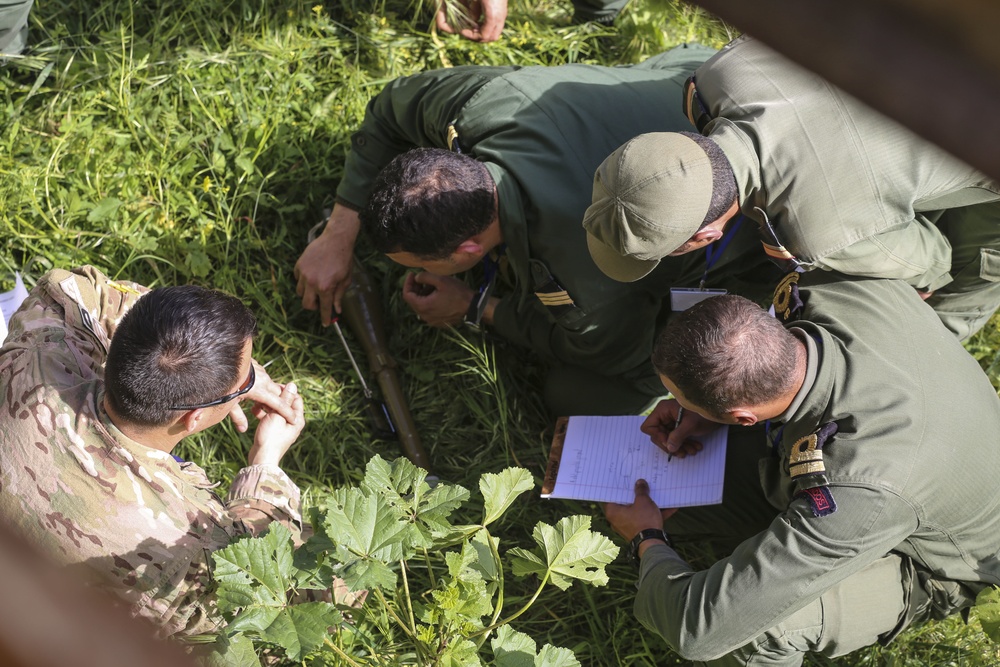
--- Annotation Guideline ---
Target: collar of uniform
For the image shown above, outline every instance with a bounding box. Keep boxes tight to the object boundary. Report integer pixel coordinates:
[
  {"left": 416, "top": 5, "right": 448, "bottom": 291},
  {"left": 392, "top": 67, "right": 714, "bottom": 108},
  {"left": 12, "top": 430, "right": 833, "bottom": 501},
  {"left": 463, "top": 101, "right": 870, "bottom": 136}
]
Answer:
[
  {"left": 484, "top": 162, "right": 529, "bottom": 283},
  {"left": 773, "top": 327, "right": 819, "bottom": 423},
  {"left": 95, "top": 387, "right": 188, "bottom": 470},
  {"left": 776, "top": 322, "right": 841, "bottom": 438},
  {"left": 705, "top": 117, "right": 765, "bottom": 214}
]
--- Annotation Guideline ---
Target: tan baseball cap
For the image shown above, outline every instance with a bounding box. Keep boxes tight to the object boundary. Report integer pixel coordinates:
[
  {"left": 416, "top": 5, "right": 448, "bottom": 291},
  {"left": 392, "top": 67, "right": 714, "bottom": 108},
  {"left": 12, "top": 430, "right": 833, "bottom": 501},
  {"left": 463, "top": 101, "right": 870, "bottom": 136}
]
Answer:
[{"left": 583, "top": 132, "right": 714, "bottom": 282}]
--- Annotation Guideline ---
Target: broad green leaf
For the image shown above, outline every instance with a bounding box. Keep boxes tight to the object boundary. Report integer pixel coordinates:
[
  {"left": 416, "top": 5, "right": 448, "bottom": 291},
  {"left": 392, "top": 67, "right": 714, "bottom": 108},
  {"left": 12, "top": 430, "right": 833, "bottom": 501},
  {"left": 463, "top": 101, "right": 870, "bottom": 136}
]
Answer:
[
  {"left": 437, "top": 638, "right": 482, "bottom": 667},
  {"left": 468, "top": 529, "right": 500, "bottom": 585},
  {"left": 257, "top": 602, "right": 343, "bottom": 661},
  {"left": 235, "top": 154, "right": 255, "bottom": 175},
  {"left": 226, "top": 606, "right": 282, "bottom": 636},
  {"left": 361, "top": 454, "right": 424, "bottom": 500},
  {"left": 534, "top": 645, "right": 580, "bottom": 667},
  {"left": 492, "top": 625, "right": 535, "bottom": 667},
  {"left": 975, "top": 586, "right": 1000, "bottom": 642},
  {"left": 337, "top": 554, "right": 398, "bottom": 592},
  {"left": 186, "top": 250, "right": 213, "bottom": 277},
  {"left": 322, "top": 487, "right": 417, "bottom": 561},
  {"left": 202, "top": 632, "right": 261, "bottom": 667},
  {"left": 431, "top": 551, "right": 492, "bottom": 625},
  {"left": 508, "top": 516, "right": 618, "bottom": 590},
  {"left": 87, "top": 197, "right": 122, "bottom": 222},
  {"left": 480, "top": 468, "right": 534, "bottom": 526},
  {"left": 213, "top": 524, "right": 294, "bottom": 612}
]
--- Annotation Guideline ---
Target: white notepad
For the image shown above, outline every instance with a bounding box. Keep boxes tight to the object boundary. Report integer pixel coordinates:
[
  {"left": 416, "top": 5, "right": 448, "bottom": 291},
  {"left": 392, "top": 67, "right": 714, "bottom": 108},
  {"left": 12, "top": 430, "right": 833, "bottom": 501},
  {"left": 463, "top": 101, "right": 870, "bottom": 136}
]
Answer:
[{"left": 541, "top": 415, "right": 727, "bottom": 508}]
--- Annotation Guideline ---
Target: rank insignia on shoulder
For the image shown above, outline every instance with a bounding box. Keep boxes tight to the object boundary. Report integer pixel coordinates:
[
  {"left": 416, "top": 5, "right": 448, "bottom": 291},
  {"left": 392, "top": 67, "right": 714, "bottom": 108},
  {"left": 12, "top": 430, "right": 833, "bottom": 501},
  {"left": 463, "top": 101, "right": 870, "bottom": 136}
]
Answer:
[
  {"left": 108, "top": 280, "right": 142, "bottom": 296},
  {"left": 796, "top": 486, "right": 838, "bottom": 517},
  {"left": 773, "top": 272, "right": 804, "bottom": 321},
  {"left": 788, "top": 421, "right": 838, "bottom": 480},
  {"left": 529, "top": 260, "right": 577, "bottom": 319}
]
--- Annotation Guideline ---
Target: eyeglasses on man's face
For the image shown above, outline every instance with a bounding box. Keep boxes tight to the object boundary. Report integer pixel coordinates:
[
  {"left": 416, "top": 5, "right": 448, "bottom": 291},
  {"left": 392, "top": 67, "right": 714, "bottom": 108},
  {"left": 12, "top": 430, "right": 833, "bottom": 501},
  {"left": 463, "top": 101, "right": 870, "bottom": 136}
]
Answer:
[{"left": 168, "top": 365, "right": 256, "bottom": 411}]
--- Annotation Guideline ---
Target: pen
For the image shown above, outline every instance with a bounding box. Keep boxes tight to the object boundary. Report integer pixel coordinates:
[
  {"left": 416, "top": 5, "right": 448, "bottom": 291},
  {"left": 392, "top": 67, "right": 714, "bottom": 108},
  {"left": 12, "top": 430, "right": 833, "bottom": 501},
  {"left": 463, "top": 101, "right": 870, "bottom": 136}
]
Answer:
[{"left": 668, "top": 406, "right": 684, "bottom": 462}]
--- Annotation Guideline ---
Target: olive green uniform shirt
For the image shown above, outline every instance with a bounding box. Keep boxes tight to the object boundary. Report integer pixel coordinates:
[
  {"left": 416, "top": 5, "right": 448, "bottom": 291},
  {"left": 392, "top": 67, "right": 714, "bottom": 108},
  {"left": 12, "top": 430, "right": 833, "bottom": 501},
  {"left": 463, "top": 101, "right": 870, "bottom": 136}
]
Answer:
[
  {"left": 635, "top": 273, "right": 1000, "bottom": 662},
  {"left": 0, "top": 267, "right": 302, "bottom": 637},
  {"left": 694, "top": 36, "right": 1000, "bottom": 338},
  {"left": 339, "top": 46, "right": 777, "bottom": 410}
]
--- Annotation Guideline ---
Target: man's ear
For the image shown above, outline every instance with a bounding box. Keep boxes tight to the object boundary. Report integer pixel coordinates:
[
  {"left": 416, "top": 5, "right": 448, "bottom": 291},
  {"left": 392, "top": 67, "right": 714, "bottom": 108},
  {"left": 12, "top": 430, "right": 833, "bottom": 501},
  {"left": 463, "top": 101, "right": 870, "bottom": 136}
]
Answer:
[
  {"left": 729, "top": 408, "right": 759, "bottom": 427},
  {"left": 454, "top": 238, "right": 485, "bottom": 257},
  {"left": 180, "top": 408, "right": 206, "bottom": 434},
  {"left": 691, "top": 227, "right": 724, "bottom": 244}
]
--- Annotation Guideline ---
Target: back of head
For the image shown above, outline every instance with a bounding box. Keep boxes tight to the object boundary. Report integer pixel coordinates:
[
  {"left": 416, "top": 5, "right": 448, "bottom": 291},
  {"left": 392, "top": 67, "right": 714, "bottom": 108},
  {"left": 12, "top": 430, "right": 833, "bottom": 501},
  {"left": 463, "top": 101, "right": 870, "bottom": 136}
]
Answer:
[
  {"left": 652, "top": 295, "right": 797, "bottom": 416},
  {"left": 364, "top": 148, "right": 496, "bottom": 259},
  {"left": 583, "top": 131, "right": 737, "bottom": 282},
  {"left": 104, "top": 286, "right": 258, "bottom": 428}
]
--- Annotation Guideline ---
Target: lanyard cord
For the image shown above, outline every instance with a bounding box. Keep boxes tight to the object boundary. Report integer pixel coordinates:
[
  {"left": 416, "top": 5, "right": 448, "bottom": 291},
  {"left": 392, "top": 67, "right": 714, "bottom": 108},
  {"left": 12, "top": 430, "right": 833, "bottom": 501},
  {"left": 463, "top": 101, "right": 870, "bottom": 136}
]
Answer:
[{"left": 701, "top": 215, "right": 745, "bottom": 287}]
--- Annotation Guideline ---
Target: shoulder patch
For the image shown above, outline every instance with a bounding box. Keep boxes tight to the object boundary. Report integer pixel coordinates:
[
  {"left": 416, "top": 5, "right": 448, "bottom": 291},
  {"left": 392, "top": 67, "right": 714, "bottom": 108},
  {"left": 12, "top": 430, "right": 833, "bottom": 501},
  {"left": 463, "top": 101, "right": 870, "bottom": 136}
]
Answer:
[
  {"left": 773, "top": 271, "right": 804, "bottom": 321},
  {"left": 796, "top": 486, "right": 838, "bottom": 517}
]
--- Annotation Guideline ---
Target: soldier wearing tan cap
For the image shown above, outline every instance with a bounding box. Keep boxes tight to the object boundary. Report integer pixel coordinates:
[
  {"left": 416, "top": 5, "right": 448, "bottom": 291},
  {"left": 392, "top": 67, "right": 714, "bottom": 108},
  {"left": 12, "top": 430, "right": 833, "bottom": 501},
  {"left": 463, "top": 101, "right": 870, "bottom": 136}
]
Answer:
[{"left": 584, "top": 35, "right": 1000, "bottom": 341}]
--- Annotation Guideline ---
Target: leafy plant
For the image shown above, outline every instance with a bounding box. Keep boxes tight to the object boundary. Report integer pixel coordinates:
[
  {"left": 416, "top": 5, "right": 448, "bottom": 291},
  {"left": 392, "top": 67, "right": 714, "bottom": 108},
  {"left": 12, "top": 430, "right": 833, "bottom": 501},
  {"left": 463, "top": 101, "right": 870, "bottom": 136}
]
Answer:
[{"left": 207, "top": 455, "right": 618, "bottom": 665}]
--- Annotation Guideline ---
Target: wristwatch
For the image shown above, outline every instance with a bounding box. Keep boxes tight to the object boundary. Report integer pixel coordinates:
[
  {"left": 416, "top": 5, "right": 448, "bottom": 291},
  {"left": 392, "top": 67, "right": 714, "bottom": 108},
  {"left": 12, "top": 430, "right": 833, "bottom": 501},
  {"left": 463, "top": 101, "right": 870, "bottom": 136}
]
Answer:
[{"left": 628, "top": 528, "right": 670, "bottom": 564}]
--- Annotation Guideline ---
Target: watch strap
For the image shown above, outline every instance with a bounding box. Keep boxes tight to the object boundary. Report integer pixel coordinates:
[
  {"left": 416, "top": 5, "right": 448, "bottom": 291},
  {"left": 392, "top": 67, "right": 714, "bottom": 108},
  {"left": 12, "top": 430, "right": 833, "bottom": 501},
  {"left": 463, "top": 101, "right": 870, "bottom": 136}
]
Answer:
[{"left": 628, "top": 528, "right": 670, "bottom": 564}]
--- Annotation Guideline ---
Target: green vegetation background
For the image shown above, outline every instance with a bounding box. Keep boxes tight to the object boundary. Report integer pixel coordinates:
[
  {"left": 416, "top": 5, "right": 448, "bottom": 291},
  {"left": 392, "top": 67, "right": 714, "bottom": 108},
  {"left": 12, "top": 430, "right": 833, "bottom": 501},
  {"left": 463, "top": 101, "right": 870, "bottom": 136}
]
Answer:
[{"left": 2, "top": 0, "right": 999, "bottom": 664}]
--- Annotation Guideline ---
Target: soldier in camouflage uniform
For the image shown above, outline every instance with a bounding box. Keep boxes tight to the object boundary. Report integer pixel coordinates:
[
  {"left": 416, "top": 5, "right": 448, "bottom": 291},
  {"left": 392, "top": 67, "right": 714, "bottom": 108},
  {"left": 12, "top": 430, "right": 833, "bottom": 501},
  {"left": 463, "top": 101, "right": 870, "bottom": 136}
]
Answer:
[
  {"left": 604, "top": 272, "right": 1000, "bottom": 665},
  {"left": 0, "top": 266, "right": 306, "bottom": 637}
]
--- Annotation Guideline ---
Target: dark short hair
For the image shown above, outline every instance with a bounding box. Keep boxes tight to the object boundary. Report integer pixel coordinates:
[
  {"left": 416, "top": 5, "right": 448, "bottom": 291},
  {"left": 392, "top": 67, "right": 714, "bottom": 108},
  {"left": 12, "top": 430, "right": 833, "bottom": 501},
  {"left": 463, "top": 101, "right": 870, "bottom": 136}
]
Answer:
[
  {"left": 104, "top": 286, "right": 258, "bottom": 427},
  {"left": 363, "top": 148, "right": 496, "bottom": 259},
  {"left": 652, "top": 295, "right": 799, "bottom": 416},
  {"left": 679, "top": 131, "right": 738, "bottom": 229}
]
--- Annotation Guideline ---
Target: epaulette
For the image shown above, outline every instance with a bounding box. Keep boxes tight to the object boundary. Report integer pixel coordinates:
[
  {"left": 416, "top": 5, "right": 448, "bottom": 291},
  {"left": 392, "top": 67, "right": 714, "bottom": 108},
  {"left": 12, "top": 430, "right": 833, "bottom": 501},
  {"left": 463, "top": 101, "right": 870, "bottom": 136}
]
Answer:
[
  {"left": 529, "top": 261, "right": 579, "bottom": 320},
  {"left": 773, "top": 271, "right": 804, "bottom": 322},
  {"left": 789, "top": 421, "right": 839, "bottom": 517}
]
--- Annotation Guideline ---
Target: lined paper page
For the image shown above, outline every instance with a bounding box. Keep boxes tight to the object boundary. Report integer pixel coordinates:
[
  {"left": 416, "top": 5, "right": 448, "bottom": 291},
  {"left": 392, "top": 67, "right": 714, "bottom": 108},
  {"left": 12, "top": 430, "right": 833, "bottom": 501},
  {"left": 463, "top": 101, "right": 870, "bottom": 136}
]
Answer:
[{"left": 542, "top": 416, "right": 727, "bottom": 507}]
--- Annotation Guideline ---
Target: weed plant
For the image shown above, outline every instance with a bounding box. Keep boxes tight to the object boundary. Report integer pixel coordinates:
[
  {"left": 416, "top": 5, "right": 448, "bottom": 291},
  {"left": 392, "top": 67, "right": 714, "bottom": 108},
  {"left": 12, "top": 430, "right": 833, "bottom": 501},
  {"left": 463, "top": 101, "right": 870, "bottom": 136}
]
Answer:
[{"left": 1, "top": 0, "right": 997, "bottom": 664}]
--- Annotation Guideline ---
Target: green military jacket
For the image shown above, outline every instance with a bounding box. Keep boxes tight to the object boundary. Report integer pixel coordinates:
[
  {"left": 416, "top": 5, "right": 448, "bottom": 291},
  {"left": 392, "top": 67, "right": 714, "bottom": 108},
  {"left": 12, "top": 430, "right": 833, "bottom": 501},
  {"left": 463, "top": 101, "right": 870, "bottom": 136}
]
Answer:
[
  {"left": 634, "top": 272, "right": 1000, "bottom": 661},
  {"left": 340, "top": 46, "right": 774, "bottom": 387},
  {"left": 694, "top": 35, "right": 1000, "bottom": 292},
  {"left": 0, "top": 267, "right": 302, "bottom": 637}
]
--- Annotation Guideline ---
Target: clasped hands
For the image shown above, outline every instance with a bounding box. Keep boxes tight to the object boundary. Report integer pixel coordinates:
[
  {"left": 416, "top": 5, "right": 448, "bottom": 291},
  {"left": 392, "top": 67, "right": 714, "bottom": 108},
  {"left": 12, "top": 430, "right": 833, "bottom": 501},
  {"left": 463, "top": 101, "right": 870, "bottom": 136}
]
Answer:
[
  {"left": 402, "top": 271, "right": 475, "bottom": 327},
  {"left": 228, "top": 361, "right": 306, "bottom": 467}
]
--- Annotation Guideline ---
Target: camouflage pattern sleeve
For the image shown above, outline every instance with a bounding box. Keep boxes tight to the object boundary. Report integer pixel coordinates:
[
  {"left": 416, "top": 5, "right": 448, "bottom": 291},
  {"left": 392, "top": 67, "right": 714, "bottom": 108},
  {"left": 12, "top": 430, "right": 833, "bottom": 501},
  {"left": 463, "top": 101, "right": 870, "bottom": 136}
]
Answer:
[{"left": 227, "top": 463, "right": 303, "bottom": 538}]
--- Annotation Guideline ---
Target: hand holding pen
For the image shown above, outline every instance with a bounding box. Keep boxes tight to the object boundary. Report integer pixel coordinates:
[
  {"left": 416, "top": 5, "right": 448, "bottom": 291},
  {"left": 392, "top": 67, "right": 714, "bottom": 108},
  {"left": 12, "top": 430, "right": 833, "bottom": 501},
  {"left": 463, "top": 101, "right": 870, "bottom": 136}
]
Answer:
[{"left": 640, "top": 400, "right": 706, "bottom": 460}]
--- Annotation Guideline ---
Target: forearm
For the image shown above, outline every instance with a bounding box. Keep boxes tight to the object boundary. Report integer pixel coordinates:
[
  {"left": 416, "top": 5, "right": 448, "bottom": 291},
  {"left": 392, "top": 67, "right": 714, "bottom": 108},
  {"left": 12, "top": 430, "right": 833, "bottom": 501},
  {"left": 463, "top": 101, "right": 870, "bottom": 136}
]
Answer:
[
  {"left": 632, "top": 488, "right": 913, "bottom": 662},
  {"left": 227, "top": 464, "right": 303, "bottom": 536}
]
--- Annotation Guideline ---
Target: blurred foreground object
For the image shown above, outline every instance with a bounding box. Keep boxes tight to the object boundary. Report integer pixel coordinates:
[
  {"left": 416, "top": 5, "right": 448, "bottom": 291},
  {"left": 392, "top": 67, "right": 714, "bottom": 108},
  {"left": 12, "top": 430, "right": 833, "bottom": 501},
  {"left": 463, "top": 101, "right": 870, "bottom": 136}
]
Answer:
[
  {"left": 0, "top": 0, "right": 32, "bottom": 57},
  {"left": 0, "top": 519, "right": 196, "bottom": 667},
  {"left": 689, "top": 0, "right": 1000, "bottom": 182}
]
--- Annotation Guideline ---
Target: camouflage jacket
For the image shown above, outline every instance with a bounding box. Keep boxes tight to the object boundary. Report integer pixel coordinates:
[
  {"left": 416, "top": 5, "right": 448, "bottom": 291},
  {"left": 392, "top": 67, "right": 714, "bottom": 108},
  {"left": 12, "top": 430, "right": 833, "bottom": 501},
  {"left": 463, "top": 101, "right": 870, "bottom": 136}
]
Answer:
[{"left": 0, "top": 266, "right": 302, "bottom": 637}]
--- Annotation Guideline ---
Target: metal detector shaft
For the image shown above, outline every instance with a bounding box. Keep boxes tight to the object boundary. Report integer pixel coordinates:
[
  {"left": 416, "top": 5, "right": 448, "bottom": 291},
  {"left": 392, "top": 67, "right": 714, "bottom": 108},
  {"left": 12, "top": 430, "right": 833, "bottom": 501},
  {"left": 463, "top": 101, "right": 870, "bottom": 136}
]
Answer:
[{"left": 332, "top": 320, "right": 372, "bottom": 399}]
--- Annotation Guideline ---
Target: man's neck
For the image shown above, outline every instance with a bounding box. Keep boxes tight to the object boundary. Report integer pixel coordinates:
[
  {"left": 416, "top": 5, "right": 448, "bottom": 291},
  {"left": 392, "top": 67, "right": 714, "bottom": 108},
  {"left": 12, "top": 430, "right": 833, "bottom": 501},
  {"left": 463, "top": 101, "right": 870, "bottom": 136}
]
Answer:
[
  {"left": 769, "top": 336, "right": 810, "bottom": 420},
  {"left": 102, "top": 396, "right": 181, "bottom": 454}
]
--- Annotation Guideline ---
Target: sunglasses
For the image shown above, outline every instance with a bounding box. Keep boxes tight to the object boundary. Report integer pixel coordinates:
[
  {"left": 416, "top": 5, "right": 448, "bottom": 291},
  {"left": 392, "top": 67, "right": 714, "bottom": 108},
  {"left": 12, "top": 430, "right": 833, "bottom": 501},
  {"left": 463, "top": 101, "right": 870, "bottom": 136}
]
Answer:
[{"left": 168, "top": 364, "right": 256, "bottom": 410}]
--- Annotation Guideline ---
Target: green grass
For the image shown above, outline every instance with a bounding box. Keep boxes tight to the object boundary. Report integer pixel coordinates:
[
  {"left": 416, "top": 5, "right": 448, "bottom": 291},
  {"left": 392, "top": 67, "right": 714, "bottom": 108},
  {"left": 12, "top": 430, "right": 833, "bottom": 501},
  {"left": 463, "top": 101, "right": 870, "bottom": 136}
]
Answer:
[{"left": 2, "top": 0, "right": 998, "bottom": 664}]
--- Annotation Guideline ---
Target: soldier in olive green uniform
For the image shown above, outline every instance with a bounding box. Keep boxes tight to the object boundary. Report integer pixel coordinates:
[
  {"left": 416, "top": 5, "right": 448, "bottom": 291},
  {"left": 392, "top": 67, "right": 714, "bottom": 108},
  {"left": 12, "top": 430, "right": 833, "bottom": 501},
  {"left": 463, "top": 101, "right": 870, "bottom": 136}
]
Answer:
[
  {"left": 296, "top": 45, "right": 780, "bottom": 415},
  {"left": 0, "top": 266, "right": 306, "bottom": 637},
  {"left": 0, "top": 0, "right": 32, "bottom": 56},
  {"left": 604, "top": 272, "right": 1000, "bottom": 665},
  {"left": 585, "top": 35, "right": 1000, "bottom": 341}
]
